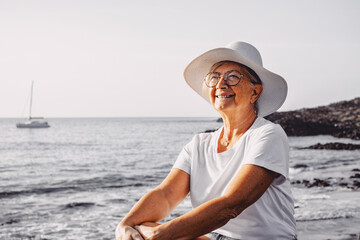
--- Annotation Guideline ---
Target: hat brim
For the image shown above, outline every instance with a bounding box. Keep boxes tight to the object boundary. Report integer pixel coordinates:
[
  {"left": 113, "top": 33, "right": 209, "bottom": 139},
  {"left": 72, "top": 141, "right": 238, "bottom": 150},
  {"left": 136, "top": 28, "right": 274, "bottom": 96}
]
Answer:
[{"left": 184, "top": 48, "right": 287, "bottom": 117}]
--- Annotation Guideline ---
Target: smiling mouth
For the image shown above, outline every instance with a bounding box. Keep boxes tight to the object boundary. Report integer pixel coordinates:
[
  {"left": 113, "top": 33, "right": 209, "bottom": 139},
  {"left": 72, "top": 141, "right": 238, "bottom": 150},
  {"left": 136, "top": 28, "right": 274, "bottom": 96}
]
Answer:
[{"left": 216, "top": 94, "right": 235, "bottom": 98}]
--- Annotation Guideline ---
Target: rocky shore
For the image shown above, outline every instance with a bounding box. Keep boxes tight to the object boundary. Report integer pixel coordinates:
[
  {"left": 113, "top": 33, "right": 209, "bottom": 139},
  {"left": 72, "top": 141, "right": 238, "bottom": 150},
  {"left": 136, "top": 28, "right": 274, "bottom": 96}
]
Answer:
[
  {"left": 291, "top": 168, "right": 360, "bottom": 190},
  {"left": 300, "top": 142, "right": 360, "bottom": 150},
  {"left": 265, "top": 97, "right": 360, "bottom": 140}
]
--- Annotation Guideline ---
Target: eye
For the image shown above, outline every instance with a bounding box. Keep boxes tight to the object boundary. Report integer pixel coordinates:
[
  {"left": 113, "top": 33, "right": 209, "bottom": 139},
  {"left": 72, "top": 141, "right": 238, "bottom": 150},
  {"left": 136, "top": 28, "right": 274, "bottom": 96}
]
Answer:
[
  {"left": 227, "top": 75, "right": 240, "bottom": 81},
  {"left": 208, "top": 73, "right": 220, "bottom": 82}
]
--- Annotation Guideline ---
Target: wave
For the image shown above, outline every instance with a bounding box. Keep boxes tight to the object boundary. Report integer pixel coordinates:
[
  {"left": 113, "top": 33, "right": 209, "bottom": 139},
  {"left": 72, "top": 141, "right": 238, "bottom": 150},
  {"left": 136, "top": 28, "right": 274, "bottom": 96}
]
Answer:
[
  {"left": 107, "top": 198, "right": 129, "bottom": 204},
  {"left": 2, "top": 233, "right": 50, "bottom": 240},
  {"left": 0, "top": 174, "right": 159, "bottom": 199},
  {"left": 0, "top": 218, "right": 20, "bottom": 226},
  {"left": 0, "top": 186, "right": 78, "bottom": 198},
  {"left": 0, "top": 141, "right": 103, "bottom": 152},
  {"left": 63, "top": 202, "right": 96, "bottom": 209},
  {"left": 290, "top": 157, "right": 359, "bottom": 171},
  {"left": 295, "top": 209, "right": 356, "bottom": 222}
]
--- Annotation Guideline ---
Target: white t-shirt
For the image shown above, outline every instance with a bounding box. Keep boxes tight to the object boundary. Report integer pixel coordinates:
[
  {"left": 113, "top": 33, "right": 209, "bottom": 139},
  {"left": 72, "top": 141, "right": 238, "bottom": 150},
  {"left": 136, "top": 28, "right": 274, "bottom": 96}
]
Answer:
[{"left": 173, "top": 117, "right": 297, "bottom": 239}]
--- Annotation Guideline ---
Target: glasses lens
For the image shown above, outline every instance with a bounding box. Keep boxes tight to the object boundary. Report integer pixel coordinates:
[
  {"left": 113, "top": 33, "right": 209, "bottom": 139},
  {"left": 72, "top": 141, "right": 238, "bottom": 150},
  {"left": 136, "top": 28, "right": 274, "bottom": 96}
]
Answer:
[
  {"left": 225, "top": 71, "right": 242, "bottom": 86},
  {"left": 205, "top": 73, "right": 220, "bottom": 87}
]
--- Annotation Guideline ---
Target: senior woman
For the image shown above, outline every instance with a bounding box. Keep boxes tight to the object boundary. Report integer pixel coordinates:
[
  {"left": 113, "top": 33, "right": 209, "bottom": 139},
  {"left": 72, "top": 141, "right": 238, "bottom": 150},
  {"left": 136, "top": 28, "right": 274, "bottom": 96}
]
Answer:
[{"left": 115, "top": 42, "right": 297, "bottom": 240}]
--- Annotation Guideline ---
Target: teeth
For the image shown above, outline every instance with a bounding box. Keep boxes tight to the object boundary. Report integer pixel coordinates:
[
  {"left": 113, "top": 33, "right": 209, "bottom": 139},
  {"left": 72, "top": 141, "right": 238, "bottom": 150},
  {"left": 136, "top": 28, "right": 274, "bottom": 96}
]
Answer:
[{"left": 216, "top": 95, "right": 234, "bottom": 98}]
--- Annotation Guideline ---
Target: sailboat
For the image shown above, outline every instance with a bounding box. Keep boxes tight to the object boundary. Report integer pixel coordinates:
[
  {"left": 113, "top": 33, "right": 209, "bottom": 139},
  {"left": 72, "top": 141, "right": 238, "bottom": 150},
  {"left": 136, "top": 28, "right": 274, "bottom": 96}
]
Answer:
[{"left": 16, "top": 81, "right": 50, "bottom": 128}]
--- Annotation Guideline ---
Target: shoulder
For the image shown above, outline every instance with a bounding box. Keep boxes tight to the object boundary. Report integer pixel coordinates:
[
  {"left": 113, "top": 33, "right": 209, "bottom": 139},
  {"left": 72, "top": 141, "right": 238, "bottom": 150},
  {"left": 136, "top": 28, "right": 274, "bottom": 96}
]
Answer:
[
  {"left": 193, "top": 128, "right": 219, "bottom": 143},
  {"left": 185, "top": 128, "right": 220, "bottom": 150},
  {"left": 248, "top": 117, "right": 287, "bottom": 141}
]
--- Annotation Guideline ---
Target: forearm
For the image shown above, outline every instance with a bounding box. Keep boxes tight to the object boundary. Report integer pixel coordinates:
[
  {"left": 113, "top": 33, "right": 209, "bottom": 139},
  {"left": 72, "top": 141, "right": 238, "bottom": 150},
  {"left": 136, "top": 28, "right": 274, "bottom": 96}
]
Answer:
[
  {"left": 155, "top": 196, "right": 242, "bottom": 240},
  {"left": 151, "top": 165, "right": 276, "bottom": 240},
  {"left": 121, "top": 187, "right": 172, "bottom": 227}
]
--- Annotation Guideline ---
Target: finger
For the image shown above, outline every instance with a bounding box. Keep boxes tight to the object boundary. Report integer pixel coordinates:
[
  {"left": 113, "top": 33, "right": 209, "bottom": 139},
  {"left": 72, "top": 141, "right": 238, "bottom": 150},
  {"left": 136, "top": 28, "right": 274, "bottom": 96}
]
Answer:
[
  {"left": 127, "top": 227, "right": 144, "bottom": 240},
  {"left": 115, "top": 225, "right": 121, "bottom": 239},
  {"left": 131, "top": 231, "right": 145, "bottom": 240},
  {"left": 134, "top": 225, "right": 148, "bottom": 231}
]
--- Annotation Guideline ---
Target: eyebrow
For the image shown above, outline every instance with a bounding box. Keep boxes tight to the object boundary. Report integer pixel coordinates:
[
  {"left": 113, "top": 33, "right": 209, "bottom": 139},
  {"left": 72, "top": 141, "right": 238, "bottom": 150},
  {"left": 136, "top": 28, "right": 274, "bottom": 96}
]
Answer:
[{"left": 211, "top": 70, "right": 242, "bottom": 75}]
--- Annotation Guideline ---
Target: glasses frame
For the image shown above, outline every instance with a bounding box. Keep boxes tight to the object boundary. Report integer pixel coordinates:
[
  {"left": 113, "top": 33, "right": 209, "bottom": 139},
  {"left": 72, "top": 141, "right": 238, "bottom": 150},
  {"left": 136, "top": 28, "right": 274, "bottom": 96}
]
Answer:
[{"left": 204, "top": 70, "right": 244, "bottom": 88}]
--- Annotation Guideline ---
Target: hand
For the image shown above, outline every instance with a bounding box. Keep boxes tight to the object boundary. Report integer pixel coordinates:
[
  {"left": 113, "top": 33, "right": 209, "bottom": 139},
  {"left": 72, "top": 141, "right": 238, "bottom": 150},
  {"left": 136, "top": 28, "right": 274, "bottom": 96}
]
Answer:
[
  {"left": 115, "top": 223, "right": 144, "bottom": 240},
  {"left": 134, "top": 222, "right": 211, "bottom": 240},
  {"left": 134, "top": 222, "right": 210, "bottom": 240},
  {"left": 134, "top": 222, "right": 159, "bottom": 240}
]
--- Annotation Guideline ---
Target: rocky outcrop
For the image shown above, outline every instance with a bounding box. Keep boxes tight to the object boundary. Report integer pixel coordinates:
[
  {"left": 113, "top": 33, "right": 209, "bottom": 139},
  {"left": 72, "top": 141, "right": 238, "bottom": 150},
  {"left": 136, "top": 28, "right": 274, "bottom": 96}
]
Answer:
[
  {"left": 301, "top": 142, "right": 360, "bottom": 150},
  {"left": 265, "top": 97, "right": 360, "bottom": 140}
]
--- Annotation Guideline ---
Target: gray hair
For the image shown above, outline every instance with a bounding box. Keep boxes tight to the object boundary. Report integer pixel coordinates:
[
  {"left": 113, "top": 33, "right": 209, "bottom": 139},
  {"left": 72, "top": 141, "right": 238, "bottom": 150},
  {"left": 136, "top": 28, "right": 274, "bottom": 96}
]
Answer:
[{"left": 208, "top": 61, "right": 262, "bottom": 115}]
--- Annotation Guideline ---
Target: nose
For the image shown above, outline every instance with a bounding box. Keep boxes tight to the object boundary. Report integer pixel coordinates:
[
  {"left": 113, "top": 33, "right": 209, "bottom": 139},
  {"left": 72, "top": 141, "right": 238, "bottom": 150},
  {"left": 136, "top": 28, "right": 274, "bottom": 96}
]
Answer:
[{"left": 216, "top": 75, "right": 228, "bottom": 89}]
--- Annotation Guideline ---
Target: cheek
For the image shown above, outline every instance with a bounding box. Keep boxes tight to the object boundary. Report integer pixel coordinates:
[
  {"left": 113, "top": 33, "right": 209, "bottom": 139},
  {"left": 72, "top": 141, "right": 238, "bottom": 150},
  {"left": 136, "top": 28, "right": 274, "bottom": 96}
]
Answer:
[
  {"left": 206, "top": 86, "right": 216, "bottom": 104},
  {"left": 234, "top": 86, "right": 253, "bottom": 102}
]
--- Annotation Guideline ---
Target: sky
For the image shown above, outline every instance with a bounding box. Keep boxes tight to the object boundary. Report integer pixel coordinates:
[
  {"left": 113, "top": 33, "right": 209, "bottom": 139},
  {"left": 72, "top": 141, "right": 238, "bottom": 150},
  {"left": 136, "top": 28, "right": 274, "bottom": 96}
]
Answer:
[{"left": 0, "top": 0, "right": 359, "bottom": 118}]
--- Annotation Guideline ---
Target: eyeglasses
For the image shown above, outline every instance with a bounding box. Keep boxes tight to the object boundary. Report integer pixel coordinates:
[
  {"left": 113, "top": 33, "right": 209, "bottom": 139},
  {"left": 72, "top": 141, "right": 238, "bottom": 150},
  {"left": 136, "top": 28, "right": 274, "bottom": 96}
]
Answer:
[{"left": 204, "top": 70, "right": 243, "bottom": 88}]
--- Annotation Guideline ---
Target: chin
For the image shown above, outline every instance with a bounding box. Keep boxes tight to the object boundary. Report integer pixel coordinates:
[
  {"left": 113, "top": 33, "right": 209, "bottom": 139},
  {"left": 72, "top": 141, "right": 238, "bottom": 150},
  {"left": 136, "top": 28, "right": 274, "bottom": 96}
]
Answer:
[{"left": 214, "top": 103, "right": 232, "bottom": 112}]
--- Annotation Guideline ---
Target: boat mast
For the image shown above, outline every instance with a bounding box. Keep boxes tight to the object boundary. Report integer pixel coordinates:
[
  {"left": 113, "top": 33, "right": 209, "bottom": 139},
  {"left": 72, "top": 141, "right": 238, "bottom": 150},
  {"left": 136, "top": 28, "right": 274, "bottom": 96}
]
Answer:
[{"left": 29, "top": 80, "right": 34, "bottom": 120}]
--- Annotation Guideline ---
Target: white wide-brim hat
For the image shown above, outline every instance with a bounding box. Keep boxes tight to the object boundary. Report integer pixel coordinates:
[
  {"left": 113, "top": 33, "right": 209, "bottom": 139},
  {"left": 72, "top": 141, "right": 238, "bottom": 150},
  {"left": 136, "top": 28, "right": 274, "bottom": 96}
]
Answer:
[{"left": 184, "top": 41, "right": 287, "bottom": 117}]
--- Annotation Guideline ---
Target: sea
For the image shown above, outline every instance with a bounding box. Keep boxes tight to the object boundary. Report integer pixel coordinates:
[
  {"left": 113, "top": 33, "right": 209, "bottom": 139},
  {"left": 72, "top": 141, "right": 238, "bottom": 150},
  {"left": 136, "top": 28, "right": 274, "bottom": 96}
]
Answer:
[{"left": 0, "top": 118, "right": 359, "bottom": 240}]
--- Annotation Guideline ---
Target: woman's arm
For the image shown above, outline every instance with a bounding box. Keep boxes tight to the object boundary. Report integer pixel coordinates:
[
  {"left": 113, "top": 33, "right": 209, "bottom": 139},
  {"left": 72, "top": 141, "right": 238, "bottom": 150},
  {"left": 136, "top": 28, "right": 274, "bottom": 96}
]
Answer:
[
  {"left": 136, "top": 164, "right": 278, "bottom": 240},
  {"left": 135, "top": 222, "right": 210, "bottom": 240},
  {"left": 115, "top": 168, "right": 190, "bottom": 239}
]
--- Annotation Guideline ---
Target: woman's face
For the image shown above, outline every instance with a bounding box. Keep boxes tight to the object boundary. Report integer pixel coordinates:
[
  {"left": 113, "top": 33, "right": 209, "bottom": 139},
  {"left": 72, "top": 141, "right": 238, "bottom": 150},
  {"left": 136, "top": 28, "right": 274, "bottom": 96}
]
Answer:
[{"left": 206, "top": 62, "right": 262, "bottom": 114}]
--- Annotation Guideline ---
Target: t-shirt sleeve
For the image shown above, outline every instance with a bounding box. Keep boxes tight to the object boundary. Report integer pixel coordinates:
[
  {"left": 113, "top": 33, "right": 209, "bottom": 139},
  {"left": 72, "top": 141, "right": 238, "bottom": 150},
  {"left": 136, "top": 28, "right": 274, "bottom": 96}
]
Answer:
[
  {"left": 243, "top": 124, "right": 289, "bottom": 185},
  {"left": 172, "top": 138, "right": 193, "bottom": 175}
]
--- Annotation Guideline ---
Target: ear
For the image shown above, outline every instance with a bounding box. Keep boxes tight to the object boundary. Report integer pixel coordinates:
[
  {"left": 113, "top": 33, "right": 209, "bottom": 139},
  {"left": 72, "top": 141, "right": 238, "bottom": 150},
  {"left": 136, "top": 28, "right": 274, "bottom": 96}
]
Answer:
[{"left": 250, "top": 84, "right": 263, "bottom": 103}]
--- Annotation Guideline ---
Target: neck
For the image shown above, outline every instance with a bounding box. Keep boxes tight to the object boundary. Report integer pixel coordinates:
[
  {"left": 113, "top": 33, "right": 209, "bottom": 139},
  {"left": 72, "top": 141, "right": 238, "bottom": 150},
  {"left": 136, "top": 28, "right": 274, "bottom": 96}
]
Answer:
[{"left": 220, "top": 108, "right": 257, "bottom": 142}]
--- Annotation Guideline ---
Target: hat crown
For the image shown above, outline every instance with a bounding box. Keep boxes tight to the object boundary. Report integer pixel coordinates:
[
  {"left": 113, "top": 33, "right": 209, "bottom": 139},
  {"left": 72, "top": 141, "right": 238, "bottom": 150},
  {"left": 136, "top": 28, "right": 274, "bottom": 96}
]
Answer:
[{"left": 226, "top": 41, "right": 263, "bottom": 67}]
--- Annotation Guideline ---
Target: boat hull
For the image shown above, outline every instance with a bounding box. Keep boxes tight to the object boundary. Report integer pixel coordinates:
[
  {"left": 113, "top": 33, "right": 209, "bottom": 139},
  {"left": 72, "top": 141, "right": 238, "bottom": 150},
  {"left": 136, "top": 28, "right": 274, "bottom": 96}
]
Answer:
[{"left": 16, "top": 121, "right": 50, "bottom": 128}]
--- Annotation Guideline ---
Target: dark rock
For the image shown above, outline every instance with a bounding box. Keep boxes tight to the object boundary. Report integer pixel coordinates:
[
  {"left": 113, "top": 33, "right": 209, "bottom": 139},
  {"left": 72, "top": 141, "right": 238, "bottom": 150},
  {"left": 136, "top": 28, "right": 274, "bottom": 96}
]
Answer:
[
  {"left": 63, "top": 202, "right": 95, "bottom": 209},
  {"left": 203, "top": 129, "right": 217, "bottom": 133},
  {"left": 353, "top": 180, "right": 360, "bottom": 188},
  {"left": 0, "top": 219, "right": 20, "bottom": 226},
  {"left": 352, "top": 168, "right": 360, "bottom": 172},
  {"left": 292, "top": 177, "right": 360, "bottom": 189},
  {"left": 293, "top": 164, "right": 308, "bottom": 168},
  {"left": 302, "top": 180, "right": 310, "bottom": 187},
  {"left": 311, "top": 178, "right": 330, "bottom": 187},
  {"left": 302, "top": 142, "right": 360, "bottom": 150},
  {"left": 350, "top": 173, "right": 360, "bottom": 179},
  {"left": 292, "top": 178, "right": 331, "bottom": 188},
  {"left": 265, "top": 97, "right": 360, "bottom": 140}
]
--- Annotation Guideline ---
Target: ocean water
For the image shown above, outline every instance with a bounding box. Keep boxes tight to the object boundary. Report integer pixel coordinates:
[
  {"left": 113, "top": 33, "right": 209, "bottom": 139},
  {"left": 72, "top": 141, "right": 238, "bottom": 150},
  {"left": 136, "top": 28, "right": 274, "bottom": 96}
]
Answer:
[{"left": 0, "top": 118, "right": 359, "bottom": 240}]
